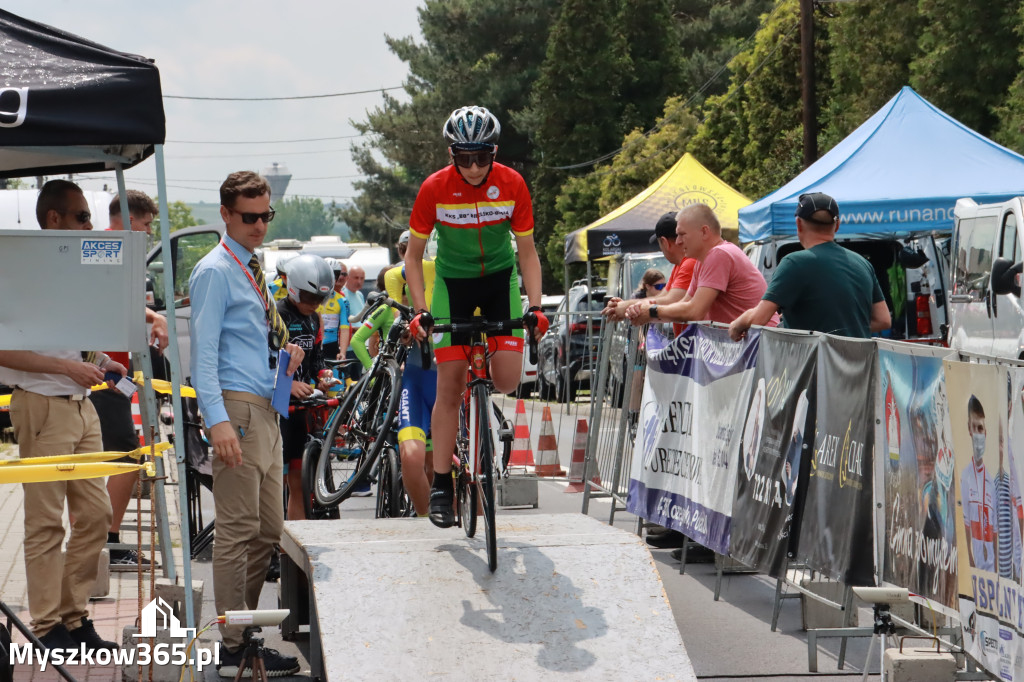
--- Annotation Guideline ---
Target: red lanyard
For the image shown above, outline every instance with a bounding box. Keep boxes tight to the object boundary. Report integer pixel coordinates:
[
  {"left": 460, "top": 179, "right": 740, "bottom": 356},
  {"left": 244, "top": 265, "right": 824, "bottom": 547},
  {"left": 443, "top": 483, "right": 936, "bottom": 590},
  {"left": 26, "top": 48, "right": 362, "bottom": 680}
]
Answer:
[{"left": 221, "top": 241, "right": 269, "bottom": 313}]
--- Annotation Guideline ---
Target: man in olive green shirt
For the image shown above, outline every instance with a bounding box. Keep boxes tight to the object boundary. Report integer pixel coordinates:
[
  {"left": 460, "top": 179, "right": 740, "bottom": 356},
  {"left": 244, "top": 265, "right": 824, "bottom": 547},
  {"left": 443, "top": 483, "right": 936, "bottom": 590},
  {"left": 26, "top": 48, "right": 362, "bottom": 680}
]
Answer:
[{"left": 729, "top": 192, "right": 891, "bottom": 340}]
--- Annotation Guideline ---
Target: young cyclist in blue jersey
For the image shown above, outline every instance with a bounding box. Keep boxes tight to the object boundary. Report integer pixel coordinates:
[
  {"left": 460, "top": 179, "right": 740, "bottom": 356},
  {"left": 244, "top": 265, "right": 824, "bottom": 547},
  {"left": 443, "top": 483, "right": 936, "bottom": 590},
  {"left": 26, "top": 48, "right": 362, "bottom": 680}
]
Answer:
[
  {"left": 317, "top": 258, "right": 351, "bottom": 364},
  {"left": 405, "top": 106, "right": 548, "bottom": 528}
]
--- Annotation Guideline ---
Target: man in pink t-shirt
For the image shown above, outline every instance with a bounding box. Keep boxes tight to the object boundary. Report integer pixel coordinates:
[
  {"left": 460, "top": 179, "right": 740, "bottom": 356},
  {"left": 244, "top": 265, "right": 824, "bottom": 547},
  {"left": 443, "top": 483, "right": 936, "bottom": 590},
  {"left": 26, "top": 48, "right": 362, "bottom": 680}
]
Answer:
[{"left": 626, "top": 203, "right": 778, "bottom": 327}]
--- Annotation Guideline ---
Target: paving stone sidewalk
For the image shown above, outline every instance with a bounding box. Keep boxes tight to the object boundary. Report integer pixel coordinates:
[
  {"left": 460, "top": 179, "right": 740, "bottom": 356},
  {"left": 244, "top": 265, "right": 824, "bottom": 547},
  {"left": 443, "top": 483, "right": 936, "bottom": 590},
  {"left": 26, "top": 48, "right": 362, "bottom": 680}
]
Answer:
[{"left": 2, "top": 442, "right": 186, "bottom": 682}]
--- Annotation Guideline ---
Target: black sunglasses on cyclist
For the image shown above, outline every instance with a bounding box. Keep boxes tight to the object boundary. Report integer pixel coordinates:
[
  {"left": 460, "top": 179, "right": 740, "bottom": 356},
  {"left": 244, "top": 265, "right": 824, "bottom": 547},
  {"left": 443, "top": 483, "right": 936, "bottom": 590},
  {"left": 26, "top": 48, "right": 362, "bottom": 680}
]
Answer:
[
  {"left": 65, "top": 210, "right": 91, "bottom": 224},
  {"left": 228, "top": 207, "right": 276, "bottom": 224},
  {"left": 452, "top": 150, "right": 495, "bottom": 169}
]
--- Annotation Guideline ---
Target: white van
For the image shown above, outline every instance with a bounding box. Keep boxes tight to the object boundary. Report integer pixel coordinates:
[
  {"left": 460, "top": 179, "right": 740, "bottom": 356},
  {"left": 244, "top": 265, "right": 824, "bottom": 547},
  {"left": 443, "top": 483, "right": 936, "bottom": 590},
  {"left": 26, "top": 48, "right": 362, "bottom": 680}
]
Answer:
[
  {"left": 345, "top": 243, "right": 393, "bottom": 302},
  {"left": 744, "top": 234, "right": 950, "bottom": 342},
  {"left": 948, "top": 197, "right": 1024, "bottom": 360}
]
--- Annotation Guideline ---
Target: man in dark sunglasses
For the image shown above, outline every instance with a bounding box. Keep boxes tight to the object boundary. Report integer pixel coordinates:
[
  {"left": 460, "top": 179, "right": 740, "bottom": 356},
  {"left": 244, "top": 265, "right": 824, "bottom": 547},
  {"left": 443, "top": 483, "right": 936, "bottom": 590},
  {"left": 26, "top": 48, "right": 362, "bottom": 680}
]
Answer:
[
  {"left": 187, "top": 171, "right": 303, "bottom": 677},
  {"left": 37, "top": 179, "right": 94, "bottom": 230}
]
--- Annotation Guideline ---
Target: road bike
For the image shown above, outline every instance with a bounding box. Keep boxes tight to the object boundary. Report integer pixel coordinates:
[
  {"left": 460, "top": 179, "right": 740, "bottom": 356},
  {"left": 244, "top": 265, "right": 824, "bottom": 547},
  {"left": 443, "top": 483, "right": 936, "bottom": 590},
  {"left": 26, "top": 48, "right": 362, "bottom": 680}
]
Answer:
[
  {"left": 310, "top": 294, "right": 421, "bottom": 509},
  {"left": 432, "top": 313, "right": 539, "bottom": 572}
]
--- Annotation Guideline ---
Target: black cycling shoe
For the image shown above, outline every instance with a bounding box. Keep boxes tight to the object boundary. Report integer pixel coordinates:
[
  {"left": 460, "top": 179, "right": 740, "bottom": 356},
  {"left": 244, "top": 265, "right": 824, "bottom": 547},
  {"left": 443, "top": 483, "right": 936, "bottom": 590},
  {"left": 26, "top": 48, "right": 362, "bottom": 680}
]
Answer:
[{"left": 428, "top": 481, "right": 456, "bottom": 528}]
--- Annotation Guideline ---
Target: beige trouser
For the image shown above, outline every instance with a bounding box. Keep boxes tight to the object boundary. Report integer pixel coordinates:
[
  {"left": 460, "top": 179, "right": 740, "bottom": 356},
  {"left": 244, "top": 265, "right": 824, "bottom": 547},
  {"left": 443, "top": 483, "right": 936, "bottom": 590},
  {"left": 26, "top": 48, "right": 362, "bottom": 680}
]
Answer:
[
  {"left": 10, "top": 389, "right": 113, "bottom": 636},
  {"left": 212, "top": 391, "right": 284, "bottom": 651}
]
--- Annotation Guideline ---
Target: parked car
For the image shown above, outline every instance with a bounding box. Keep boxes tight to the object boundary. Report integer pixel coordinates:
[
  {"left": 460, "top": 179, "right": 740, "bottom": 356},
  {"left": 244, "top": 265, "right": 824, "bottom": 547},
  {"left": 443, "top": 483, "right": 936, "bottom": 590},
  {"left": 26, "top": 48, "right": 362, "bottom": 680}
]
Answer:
[
  {"left": 537, "top": 283, "right": 607, "bottom": 403},
  {"left": 744, "top": 234, "right": 950, "bottom": 342},
  {"left": 515, "top": 294, "right": 563, "bottom": 398},
  {"left": 146, "top": 224, "right": 225, "bottom": 384},
  {"left": 948, "top": 197, "right": 1024, "bottom": 360}
]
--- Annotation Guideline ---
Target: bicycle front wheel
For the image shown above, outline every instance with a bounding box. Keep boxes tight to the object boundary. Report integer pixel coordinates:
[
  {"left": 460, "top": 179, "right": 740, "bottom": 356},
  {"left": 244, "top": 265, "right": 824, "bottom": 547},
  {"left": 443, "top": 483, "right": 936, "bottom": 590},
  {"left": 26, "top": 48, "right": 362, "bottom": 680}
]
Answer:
[
  {"left": 473, "top": 383, "right": 498, "bottom": 572},
  {"left": 315, "top": 360, "right": 400, "bottom": 506},
  {"left": 375, "top": 445, "right": 401, "bottom": 519}
]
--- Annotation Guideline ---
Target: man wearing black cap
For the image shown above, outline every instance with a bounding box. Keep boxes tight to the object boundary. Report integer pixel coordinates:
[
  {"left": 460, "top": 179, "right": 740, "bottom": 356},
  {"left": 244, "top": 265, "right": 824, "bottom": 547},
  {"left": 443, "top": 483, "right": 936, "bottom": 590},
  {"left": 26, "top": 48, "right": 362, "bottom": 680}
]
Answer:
[
  {"left": 729, "top": 192, "right": 890, "bottom": 340},
  {"left": 602, "top": 211, "right": 695, "bottom": 334}
]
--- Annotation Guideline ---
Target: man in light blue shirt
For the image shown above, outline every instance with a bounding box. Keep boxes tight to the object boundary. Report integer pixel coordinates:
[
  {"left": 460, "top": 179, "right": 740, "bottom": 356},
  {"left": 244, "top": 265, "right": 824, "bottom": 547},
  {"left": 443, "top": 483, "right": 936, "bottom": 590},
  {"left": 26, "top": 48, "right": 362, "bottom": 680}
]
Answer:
[{"left": 189, "top": 171, "right": 303, "bottom": 677}]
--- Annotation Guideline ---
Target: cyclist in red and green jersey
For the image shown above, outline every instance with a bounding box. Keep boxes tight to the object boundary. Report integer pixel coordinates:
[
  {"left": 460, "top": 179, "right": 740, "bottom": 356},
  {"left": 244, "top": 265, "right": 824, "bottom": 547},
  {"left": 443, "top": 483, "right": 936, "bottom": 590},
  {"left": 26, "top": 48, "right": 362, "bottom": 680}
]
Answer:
[{"left": 406, "top": 105, "right": 547, "bottom": 528}]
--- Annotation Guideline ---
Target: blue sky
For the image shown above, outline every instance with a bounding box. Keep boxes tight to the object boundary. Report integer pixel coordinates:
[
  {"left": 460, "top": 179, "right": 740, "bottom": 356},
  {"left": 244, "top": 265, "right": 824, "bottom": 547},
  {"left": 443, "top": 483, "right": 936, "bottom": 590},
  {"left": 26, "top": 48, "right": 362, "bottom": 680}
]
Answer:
[{"left": 3, "top": 1, "right": 423, "bottom": 205}]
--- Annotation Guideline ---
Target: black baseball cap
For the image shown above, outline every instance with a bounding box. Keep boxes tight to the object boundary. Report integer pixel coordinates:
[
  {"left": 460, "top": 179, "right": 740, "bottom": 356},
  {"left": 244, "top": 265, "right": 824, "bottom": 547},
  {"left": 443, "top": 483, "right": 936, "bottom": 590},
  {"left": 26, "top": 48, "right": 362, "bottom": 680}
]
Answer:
[
  {"left": 649, "top": 211, "right": 678, "bottom": 244},
  {"left": 794, "top": 192, "right": 839, "bottom": 224}
]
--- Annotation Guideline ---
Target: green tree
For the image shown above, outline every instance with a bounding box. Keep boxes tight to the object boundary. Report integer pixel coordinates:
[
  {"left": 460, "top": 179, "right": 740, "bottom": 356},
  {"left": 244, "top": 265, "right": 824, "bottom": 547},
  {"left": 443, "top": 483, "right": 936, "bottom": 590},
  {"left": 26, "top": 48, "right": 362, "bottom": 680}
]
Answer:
[
  {"left": 823, "top": 0, "right": 924, "bottom": 147},
  {"left": 151, "top": 200, "right": 202, "bottom": 246},
  {"left": 689, "top": 0, "right": 811, "bottom": 198},
  {"left": 910, "top": 0, "right": 1017, "bottom": 136},
  {"left": 268, "top": 197, "right": 333, "bottom": 242},
  {"left": 994, "top": 1, "right": 1024, "bottom": 153},
  {"left": 344, "top": 0, "right": 560, "bottom": 243}
]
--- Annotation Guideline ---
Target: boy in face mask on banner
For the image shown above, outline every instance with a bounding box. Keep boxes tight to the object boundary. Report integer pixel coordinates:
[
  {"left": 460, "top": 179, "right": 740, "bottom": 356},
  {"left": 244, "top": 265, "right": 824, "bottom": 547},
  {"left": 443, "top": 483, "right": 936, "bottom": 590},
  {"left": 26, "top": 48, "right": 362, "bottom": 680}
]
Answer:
[{"left": 961, "top": 395, "right": 996, "bottom": 573}]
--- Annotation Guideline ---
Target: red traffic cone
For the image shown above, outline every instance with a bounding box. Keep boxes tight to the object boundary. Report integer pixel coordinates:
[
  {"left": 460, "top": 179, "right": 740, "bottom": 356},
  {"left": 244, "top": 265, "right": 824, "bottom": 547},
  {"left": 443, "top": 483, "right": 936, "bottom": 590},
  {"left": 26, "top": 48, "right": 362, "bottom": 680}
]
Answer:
[
  {"left": 535, "top": 406, "right": 565, "bottom": 477},
  {"left": 508, "top": 399, "right": 535, "bottom": 467},
  {"left": 131, "top": 391, "right": 145, "bottom": 446},
  {"left": 565, "top": 418, "right": 600, "bottom": 493}
]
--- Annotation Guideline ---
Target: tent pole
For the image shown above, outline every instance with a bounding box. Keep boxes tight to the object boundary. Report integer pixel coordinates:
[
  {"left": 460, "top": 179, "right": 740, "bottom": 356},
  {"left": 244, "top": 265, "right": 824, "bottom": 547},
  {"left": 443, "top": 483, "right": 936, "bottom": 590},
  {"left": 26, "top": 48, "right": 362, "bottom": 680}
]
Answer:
[{"left": 153, "top": 145, "right": 195, "bottom": 630}]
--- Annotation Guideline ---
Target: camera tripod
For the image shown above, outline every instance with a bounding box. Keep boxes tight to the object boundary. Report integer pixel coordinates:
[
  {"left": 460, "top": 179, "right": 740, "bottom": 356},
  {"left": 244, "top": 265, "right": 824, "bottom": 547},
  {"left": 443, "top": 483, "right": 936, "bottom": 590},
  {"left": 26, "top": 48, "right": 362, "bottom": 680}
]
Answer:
[
  {"left": 234, "top": 627, "right": 270, "bottom": 682},
  {"left": 861, "top": 602, "right": 897, "bottom": 682}
]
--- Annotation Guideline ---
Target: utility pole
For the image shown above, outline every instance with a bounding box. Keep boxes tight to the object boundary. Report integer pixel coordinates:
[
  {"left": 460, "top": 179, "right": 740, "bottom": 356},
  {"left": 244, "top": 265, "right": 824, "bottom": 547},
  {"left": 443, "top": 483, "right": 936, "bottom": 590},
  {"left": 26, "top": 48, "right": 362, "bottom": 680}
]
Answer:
[{"left": 800, "top": 0, "right": 817, "bottom": 169}]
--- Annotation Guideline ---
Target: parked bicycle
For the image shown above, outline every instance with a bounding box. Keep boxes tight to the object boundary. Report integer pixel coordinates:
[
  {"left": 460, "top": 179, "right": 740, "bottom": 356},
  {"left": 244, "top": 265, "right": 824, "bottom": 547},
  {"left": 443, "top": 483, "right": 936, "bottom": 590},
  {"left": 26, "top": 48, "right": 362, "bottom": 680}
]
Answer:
[
  {"left": 432, "top": 312, "right": 540, "bottom": 572},
  {"left": 309, "top": 294, "right": 424, "bottom": 509}
]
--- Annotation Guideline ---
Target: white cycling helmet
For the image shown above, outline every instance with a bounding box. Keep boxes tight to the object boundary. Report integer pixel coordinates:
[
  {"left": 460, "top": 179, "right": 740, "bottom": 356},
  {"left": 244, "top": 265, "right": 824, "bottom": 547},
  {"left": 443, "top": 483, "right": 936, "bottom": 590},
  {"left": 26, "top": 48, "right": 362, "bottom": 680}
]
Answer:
[
  {"left": 397, "top": 230, "right": 411, "bottom": 246},
  {"left": 324, "top": 257, "right": 344, "bottom": 276},
  {"left": 286, "top": 254, "right": 335, "bottom": 304},
  {"left": 443, "top": 106, "right": 500, "bottom": 148}
]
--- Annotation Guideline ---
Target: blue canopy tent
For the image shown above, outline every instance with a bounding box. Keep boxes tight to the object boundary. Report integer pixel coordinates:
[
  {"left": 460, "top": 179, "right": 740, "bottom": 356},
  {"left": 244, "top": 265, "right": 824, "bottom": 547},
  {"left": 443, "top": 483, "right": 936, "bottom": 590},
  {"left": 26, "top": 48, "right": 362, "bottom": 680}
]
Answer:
[{"left": 739, "top": 86, "right": 1024, "bottom": 242}]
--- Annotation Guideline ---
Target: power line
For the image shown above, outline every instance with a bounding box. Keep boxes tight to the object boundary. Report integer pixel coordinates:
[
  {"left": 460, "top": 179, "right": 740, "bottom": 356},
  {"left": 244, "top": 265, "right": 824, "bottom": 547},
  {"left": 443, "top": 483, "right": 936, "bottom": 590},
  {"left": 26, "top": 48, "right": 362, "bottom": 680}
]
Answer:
[
  {"left": 167, "top": 148, "right": 354, "bottom": 160},
  {"left": 164, "top": 86, "right": 403, "bottom": 101},
  {"left": 166, "top": 134, "right": 370, "bottom": 145},
  {"left": 91, "top": 174, "right": 365, "bottom": 183}
]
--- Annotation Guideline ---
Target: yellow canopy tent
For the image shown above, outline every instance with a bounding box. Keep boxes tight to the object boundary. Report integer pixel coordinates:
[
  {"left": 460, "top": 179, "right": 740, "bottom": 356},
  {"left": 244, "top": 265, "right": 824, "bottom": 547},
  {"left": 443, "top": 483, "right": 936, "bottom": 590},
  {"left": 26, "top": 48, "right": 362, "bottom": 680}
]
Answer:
[{"left": 563, "top": 153, "right": 750, "bottom": 263}]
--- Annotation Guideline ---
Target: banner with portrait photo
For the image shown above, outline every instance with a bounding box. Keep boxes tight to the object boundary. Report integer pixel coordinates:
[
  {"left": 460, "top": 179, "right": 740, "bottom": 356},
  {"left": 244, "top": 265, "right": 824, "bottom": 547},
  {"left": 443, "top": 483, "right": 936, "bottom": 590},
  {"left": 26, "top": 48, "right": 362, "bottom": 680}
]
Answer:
[
  {"left": 627, "top": 324, "right": 759, "bottom": 555},
  {"left": 796, "top": 335, "right": 875, "bottom": 585},
  {"left": 947, "top": 360, "right": 1023, "bottom": 682},
  {"left": 729, "top": 329, "right": 817, "bottom": 576},
  {"left": 876, "top": 342, "right": 958, "bottom": 615}
]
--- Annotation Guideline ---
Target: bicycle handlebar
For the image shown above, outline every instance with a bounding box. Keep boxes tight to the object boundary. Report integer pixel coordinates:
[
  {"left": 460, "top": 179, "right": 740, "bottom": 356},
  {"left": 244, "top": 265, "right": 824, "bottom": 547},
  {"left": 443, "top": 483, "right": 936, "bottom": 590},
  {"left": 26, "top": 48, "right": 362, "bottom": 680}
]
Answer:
[
  {"left": 287, "top": 395, "right": 340, "bottom": 414},
  {"left": 432, "top": 313, "right": 541, "bottom": 365}
]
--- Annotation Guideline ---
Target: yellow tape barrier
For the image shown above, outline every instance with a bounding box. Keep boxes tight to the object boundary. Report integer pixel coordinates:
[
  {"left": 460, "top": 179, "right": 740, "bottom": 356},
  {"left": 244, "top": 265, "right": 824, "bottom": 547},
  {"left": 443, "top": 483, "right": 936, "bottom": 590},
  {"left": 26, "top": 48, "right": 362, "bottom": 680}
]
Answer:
[
  {"left": 0, "top": 376, "right": 194, "bottom": 412},
  {"left": 0, "top": 442, "right": 171, "bottom": 467},
  {"left": 0, "top": 460, "right": 155, "bottom": 484}
]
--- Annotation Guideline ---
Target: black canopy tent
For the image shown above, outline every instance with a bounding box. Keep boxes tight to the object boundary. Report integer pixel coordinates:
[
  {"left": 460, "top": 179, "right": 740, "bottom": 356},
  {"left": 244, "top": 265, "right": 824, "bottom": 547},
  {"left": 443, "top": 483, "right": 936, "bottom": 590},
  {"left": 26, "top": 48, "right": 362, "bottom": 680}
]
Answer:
[
  {"left": 0, "top": 8, "right": 163, "bottom": 176},
  {"left": 0, "top": 8, "right": 196, "bottom": 640}
]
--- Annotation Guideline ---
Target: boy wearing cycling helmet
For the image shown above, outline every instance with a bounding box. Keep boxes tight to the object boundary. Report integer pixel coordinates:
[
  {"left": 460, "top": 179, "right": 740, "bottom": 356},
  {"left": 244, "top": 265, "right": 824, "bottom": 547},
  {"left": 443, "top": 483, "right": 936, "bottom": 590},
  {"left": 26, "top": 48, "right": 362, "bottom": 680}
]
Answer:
[
  {"left": 405, "top": 105, "right": 547, "bottom": 528},
  {"left": 277, "top": 254, "right": 336, "bottom": 520},
  {"left": 317, "top": 257, "right": 351, "bottom": 362}
]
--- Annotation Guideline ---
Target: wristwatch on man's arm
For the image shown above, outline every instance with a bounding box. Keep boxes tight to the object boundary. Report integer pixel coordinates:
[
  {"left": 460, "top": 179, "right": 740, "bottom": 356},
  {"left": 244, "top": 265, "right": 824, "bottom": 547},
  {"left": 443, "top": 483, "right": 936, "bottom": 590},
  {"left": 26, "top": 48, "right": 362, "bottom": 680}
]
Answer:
[{"left": 649, "top": 304, "right": 659, "bottom": 319}]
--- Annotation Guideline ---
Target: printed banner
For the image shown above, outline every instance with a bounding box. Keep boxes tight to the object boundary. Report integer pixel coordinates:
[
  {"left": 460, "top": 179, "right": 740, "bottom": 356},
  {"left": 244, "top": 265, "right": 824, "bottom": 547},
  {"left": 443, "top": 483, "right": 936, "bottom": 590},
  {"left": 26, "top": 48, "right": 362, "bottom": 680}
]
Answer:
[
  {"left": 796, "top": 336, "right": 875, "bottom": 585},
  {"left": 729, "top": 329, "right": 817, "bottom": 576},
  {"left": 948, "top": 360, "right": 1024, "bottom": 682},
  {"left": 877, "top": 343, "right": 958, "bottom": 613},
  {"left": 626, "top": 324, "right": 758, "bottom": 554}
]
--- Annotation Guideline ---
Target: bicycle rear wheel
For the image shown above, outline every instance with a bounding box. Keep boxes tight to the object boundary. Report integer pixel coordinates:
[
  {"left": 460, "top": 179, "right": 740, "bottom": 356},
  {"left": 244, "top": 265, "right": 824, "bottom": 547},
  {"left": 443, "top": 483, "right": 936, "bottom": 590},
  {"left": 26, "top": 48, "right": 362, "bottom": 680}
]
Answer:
[
  {"left": 315, "top": 360, "right": 401, "bottom": 506},
  {"left": 301, "top": 438, "right": 337, "bottom": 520},
  {"left": 473, "top": 383, "right": 497, "bottom": 572}
]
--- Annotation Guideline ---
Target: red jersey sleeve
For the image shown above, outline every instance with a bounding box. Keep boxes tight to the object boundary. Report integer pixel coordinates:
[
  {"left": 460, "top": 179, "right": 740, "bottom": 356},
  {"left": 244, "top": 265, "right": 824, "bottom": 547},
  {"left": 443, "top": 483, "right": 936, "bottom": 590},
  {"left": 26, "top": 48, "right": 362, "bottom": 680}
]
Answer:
[
  {"left": 409, "top": 172, "right": 440, "bottom": 240},
  {"left": 508, "top": 172, "right": 535, "bottom": 237}
]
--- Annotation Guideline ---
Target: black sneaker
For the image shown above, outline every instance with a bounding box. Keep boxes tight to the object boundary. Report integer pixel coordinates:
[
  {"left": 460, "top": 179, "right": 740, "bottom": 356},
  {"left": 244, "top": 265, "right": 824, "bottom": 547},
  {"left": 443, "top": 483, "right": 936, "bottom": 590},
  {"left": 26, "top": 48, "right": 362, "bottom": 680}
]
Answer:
[
  {"left": 428, "top": 481, "right": 455, "bottom": 529},
  {"left": 217, "top": 645, "right": 300, "bottom": 678},
  {"left": 109, "top": 548, "right": 154, "bottom": 571},
  {"left": 265, "top": 552, "right": 281, "bottom": 583},
  {"left": 68, "top": 617, "right": 118, "bottom": 651},
  {"left": 38, "top": 624, "right": 76, "bottom": 652}
]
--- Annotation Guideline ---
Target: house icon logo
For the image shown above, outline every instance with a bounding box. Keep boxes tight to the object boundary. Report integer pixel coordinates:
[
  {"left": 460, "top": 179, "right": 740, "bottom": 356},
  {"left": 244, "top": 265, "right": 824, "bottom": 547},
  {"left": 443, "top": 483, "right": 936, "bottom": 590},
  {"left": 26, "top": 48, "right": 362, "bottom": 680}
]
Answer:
[{"left": 134, "top": 597, "right": 196, "bottom": 639}]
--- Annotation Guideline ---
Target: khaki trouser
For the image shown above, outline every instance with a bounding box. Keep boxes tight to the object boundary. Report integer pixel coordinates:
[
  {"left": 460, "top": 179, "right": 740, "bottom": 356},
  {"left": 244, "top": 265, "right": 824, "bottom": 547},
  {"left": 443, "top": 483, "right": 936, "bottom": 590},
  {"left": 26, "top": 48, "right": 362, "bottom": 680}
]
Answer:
[
  {"left": 10, "top": 389, "right": 113, "bottom": 636},
  {"left": 212, "top": 391, "right": 284, "bottom": 651}
]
